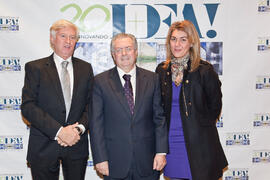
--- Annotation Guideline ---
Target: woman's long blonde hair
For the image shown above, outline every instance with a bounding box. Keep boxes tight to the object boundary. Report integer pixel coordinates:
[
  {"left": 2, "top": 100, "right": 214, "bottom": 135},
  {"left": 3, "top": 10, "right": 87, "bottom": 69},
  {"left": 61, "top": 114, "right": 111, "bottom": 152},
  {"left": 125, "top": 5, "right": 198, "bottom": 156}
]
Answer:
[{"left": 163, "top": 20, "right": 201, "bottom": 72}]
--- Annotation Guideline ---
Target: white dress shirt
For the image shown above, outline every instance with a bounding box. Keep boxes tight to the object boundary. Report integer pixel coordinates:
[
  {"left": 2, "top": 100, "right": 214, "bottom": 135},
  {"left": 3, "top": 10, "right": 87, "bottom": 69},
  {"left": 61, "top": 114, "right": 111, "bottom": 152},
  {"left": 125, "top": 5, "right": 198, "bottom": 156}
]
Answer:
[
  {"left": 53, "top": 53, "right": 85, "bottom": 139},
  {"left": 53, "top": 53, "right": 74, "bottom": 100}
]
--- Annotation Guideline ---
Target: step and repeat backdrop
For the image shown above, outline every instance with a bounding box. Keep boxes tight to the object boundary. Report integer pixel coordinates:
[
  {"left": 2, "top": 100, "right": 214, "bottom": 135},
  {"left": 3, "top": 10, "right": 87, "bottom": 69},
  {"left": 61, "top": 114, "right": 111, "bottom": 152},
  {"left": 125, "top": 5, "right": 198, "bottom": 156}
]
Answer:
[{"left": 1, "top": 0, "right": 270, "bottom": 179}]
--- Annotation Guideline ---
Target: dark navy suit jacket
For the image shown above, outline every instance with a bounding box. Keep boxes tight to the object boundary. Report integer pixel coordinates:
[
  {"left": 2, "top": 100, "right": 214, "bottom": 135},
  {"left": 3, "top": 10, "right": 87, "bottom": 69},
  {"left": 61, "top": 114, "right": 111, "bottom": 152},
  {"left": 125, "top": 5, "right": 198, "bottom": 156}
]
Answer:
[{"left": 89, "top": 66, "right": 168, "bottom": 178}]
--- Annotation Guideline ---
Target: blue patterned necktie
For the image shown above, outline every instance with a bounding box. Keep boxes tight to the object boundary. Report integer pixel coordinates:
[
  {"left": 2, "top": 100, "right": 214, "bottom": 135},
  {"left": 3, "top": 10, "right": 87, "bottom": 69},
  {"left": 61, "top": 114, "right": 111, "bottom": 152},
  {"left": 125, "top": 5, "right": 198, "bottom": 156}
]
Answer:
[{"left": 123, "top": 74, "right": 134, "bottom": 114}]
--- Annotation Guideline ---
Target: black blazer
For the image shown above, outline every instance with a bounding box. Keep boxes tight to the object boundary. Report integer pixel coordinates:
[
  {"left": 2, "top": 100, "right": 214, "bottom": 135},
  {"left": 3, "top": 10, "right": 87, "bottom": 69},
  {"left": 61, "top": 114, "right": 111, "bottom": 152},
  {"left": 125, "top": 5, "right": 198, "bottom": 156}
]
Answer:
[
  {"left": 156, "top": 60, "right": 228, "bottom": 180},
  {"left": 21, "top": 54, "right": 94, "bottom": 163},
  {"left": 89, "top": 66, "right": 168, "bottom": 178}
]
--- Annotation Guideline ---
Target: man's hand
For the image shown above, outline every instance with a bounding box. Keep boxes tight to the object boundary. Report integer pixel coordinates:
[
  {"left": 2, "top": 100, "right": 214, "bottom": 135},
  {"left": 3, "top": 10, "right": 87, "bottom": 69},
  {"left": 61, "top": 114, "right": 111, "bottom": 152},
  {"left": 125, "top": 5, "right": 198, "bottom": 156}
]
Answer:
[
  {"left": 57, "top": 123, "right": 80, "bottom": 146},
  {"left": 57, "top": 137, "right": 68, "bottom": 147},
  {"left": 95, "top": 161, "right": 109, "bottom": 176},
  {"left": 153, "top": 154, "right": 166, "bottom": 171}
]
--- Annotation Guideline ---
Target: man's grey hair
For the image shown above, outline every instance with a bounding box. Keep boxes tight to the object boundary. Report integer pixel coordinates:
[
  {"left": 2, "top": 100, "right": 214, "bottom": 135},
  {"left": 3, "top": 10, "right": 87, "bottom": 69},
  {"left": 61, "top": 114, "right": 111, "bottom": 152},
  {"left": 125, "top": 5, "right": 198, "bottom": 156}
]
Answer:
[
  {"left": 49, "top": 19, "right": 79, "bottom": 49},
  {"left": 110, "top": 33, "right": 138, "bottom": 54}
]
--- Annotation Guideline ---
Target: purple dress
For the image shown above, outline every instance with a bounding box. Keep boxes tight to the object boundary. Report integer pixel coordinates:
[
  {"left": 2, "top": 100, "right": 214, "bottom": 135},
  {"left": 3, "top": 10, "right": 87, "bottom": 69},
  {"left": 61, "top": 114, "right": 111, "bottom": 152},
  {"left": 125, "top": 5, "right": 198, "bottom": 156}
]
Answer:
[{"left": 164, "top": 83, "right": 192, "bottom": 179}]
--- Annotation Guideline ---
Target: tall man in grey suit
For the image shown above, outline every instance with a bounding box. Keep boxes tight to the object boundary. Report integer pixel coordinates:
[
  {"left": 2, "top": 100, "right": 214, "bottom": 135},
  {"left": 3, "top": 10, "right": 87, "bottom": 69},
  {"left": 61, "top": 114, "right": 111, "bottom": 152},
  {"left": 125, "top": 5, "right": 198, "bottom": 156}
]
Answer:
[
  {"left": 89, "top": 33, "right": 168, "bottom": 180},
  {"left": 21, "top": 19, "right": 94, "bottom": 180}
]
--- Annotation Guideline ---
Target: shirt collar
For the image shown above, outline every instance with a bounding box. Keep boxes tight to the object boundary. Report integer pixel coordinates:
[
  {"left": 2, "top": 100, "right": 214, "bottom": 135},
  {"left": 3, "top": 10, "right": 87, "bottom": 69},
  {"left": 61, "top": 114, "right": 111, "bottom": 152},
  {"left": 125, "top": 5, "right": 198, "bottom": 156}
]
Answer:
[
  {"left": 53, "top": 53, "right": 72, "bottom": 65},
  {"left": 117, "top": 65, "right": 136, "bottom": 79}
]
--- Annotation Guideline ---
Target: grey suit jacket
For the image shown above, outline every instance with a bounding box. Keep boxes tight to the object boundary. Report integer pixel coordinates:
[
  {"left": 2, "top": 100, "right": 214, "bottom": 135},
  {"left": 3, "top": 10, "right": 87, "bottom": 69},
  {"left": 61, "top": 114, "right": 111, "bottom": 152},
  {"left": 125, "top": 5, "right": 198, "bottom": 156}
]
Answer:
[
  {"left": 89, "top": 66, "right": 168, "bottom": 178},
  {"left": 21, "top": 54, "right": 94, "bottom": 163}
]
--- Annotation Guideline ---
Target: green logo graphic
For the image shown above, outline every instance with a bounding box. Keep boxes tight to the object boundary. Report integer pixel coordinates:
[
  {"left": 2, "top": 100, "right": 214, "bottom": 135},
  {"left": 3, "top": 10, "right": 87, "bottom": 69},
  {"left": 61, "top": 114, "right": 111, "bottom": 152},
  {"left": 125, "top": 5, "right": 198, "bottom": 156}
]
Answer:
[{"left": 60, "top": 3, "right": 110, "bottom": 32}]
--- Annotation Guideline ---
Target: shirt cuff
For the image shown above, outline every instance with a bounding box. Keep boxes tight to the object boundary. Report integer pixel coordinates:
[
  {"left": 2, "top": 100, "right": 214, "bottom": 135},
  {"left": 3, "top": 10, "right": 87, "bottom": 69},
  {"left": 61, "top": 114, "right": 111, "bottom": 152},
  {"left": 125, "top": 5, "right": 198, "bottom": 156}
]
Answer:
[
  {"left": 156, "top": 153, "right": 167, "bottom": 155},
  {"left": 76, "top": 124, "right": 85, "bottom": 134},
  {"left": 55, "top": 127, "right": 63, "bottom": 140}
]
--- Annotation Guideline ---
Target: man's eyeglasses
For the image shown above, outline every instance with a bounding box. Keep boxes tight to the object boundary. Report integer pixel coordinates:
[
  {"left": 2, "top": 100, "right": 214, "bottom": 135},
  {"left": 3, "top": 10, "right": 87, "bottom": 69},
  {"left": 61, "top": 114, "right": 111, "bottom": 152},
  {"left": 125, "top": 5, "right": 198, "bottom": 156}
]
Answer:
[{"left": 114, "top": 47, "right": 134, "bottom": 54}]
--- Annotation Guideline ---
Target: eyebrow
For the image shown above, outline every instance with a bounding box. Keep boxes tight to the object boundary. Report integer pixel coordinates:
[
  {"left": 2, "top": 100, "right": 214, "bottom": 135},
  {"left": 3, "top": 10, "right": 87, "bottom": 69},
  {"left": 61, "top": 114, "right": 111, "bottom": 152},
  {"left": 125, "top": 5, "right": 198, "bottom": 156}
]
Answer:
[
  {"left": 171, "top": 35, "right": 188, "bottom": 38},
  {"left": 115, "top": 46, "right": 133, "bottom": 49}
]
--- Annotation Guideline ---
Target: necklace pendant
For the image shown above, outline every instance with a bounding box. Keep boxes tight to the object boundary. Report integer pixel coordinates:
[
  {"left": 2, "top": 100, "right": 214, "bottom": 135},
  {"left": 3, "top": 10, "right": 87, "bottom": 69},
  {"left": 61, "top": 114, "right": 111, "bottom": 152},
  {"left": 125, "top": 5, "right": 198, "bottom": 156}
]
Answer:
[{"left": 174, "top": 80, "right": 181, "bottom": 86}]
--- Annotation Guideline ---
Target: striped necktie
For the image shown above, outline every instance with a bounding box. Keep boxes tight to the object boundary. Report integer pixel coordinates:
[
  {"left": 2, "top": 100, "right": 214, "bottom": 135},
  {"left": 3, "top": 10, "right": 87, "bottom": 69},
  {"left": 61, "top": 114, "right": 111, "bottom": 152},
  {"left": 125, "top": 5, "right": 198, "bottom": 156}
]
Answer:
[{"left": 61, "top": 61, "right": 71, "bottom": 119}]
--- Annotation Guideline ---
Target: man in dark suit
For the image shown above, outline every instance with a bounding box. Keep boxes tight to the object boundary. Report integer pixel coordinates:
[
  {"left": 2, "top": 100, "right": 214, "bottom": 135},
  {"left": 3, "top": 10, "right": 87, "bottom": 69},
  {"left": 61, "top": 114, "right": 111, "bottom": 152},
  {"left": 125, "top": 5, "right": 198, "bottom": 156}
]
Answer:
[
  {"left": 89, "top": 33, "right": 168, "bottom": 180},
  {"left": 21, "top": 19, "right": 94, "bottom": 180}
]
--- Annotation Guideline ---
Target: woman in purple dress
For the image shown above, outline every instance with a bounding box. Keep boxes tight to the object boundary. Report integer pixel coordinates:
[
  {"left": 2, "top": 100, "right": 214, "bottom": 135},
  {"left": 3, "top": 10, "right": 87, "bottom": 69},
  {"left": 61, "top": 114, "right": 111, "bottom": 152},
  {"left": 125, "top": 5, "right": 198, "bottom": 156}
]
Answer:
[{"left": 155, "top": 20, "right": 228, "bottom": 180}]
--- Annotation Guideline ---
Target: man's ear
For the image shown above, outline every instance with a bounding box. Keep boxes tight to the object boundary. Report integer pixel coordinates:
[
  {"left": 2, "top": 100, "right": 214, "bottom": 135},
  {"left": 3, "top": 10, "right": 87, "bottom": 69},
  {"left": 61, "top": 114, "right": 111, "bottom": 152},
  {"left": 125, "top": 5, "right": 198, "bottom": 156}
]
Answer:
[{"left": 135, "top": 49, "right": 138, "bottom": 57}]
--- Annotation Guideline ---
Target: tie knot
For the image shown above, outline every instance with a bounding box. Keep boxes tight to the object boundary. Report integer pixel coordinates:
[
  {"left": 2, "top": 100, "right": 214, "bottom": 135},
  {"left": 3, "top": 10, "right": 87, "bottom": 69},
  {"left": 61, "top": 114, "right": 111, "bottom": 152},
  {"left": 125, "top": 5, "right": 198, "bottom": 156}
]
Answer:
[
  {"left": 123, "top": 74, "right": 131, "bottom": 81},
  {"left": 61, "top": 61, "right": 69, "bottom": 69}
]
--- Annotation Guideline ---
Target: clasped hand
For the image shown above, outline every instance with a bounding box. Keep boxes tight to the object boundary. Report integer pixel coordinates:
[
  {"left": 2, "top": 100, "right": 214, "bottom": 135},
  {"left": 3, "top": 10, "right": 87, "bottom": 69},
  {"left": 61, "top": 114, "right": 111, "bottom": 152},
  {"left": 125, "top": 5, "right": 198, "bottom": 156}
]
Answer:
[{"left": 57, "top": 123, "right": 80, "bottom": 147}]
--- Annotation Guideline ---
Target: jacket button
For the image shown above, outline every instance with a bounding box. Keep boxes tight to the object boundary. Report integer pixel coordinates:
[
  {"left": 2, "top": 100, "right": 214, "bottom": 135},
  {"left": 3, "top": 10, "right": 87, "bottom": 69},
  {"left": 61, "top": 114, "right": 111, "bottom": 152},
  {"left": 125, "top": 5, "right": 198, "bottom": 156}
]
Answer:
[
  {"left": 188, "top": 102, "right": 192, "bottom": 106},
  {"left": 186, "top": 80, "right": 189, "bottom": 84},
  {"left": 162, "top": 92, "right": 165, "bottom": 96},
  {"left": 164, "top": 82, "right": 167, "bottom": 85},
  {"left": 167, "top": 72, "right": 170, "bottom": 75}
]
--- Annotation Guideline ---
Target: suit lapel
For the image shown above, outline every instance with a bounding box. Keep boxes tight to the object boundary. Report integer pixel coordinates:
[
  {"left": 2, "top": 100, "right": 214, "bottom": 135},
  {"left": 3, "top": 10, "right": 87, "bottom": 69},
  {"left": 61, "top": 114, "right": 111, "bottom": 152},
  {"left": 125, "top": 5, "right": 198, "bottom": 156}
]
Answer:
[
  {"left": 133, "top": 67, "right": 148, "bottom": 117},
  {"left": 108, "top": 67, "right": 132, "bottom": 117},
  {"left": 70, "top": 58, "right": 79, "bottom": 111},
  {"left": 44, "top": 54, "right": 65, "bottom": 106}
]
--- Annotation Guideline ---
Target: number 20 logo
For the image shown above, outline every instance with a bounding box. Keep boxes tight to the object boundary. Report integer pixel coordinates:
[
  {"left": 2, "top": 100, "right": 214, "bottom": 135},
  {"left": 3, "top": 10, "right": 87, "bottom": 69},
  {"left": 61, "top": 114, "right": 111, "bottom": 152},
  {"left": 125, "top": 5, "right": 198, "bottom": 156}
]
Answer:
[{"left": 60, "top": 3, "right": 110, "bottom": 32}]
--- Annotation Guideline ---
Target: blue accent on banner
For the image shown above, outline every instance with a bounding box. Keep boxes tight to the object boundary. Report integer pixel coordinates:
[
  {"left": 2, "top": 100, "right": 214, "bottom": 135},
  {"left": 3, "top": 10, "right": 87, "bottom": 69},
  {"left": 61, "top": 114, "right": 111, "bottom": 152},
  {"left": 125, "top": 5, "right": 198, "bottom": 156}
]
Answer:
[{"left": 112, "top": 4, "right": 127, "bottom": 35}]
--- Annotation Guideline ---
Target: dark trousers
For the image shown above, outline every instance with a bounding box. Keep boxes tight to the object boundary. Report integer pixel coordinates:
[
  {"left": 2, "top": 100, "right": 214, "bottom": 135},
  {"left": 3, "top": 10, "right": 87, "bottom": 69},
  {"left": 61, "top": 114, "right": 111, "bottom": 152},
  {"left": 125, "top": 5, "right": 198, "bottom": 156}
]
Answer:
[
  {"left": 104, "top": 158, "right": 160, "bottom": 180},
  {"left": 29, "top": 148, "right": 88, "bottom": 180}
]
